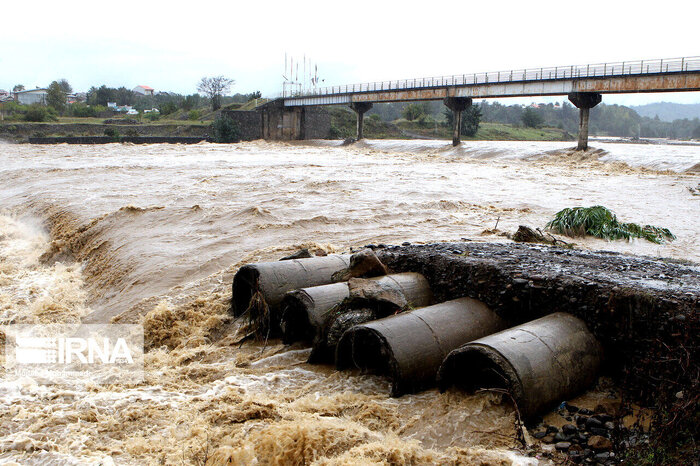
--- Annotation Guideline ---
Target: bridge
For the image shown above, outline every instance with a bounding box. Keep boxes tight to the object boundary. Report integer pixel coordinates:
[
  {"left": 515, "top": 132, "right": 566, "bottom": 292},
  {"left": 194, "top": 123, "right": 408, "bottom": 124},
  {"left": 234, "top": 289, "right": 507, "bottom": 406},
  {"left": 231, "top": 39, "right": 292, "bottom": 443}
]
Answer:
[{"left": 267, "top": 56, "right": 700, "bottom": 149}]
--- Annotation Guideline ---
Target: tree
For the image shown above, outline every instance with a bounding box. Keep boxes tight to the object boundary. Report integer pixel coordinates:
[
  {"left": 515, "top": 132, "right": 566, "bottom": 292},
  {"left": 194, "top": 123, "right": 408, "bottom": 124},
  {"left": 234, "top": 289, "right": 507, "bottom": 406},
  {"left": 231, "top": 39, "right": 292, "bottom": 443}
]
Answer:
[
  {"left": 13, "top": 84, "right": 25, "bottom": 92},
  {"left": 197, "top": 76, "right": 235, "bottom": 111},
  {"left": 402, "top": 103, "right": 427, "bottom": 121},
  {"left": 46, "top": 81, "right": 67, "bottom": 114},
  {"left": 522, "top": 107, "right": 544, "bottom": 128},
  {"left": 181, "top": 94, "right": 201, "bottom": 111},
  {"left": 692, "top": 124, "right": 700, "bottom": 139},
  {"left": 57, "top": 79, "right": 72, "bottom": 94},
  {"left": 443, "top": 104, "right": 482, "bottom": 137}
]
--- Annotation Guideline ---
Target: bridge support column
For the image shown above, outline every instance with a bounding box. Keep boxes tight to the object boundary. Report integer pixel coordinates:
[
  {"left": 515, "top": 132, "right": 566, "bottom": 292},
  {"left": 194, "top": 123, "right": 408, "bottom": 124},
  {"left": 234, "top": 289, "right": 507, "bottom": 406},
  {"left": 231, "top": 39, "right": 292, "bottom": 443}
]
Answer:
[
  {"left": 568, "top": 92, "right": 602, "bottom": 151},
  {"left": 443, "top": 97, "right": 472, "bottom": 146},
  {"left": 349, "top": 102, "right": 373, "bottom": 140}
]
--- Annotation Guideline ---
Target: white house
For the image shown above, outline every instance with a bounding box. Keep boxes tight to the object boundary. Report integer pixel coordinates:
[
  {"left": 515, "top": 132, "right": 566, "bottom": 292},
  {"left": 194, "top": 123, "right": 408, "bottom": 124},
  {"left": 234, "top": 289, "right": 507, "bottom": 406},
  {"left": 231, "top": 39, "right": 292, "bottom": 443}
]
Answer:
[
  {"left": 133, "top": 85, "right": 154, "bottom": 96},
  {"left": 15, "top": 88, "right": 48, "bottom": 105}
]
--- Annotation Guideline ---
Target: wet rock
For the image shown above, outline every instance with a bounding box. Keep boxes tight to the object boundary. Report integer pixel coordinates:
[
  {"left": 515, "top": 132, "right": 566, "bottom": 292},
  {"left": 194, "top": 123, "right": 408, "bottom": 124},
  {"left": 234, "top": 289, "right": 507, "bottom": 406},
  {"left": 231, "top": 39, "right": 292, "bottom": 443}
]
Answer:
[
  {"left": 585, "top": 417, "right": 603, "bottom": 429},
  {"left": 555, "top": 441, "right": 571, "bottom": 451},
  {"left": 579, "top": 408, "right": 594, "bottom": 416},
  {"left": 533, "top": 431, "right": 547, "bottom": 439},
  {"left": 512, "top": 225, "right": 556, "bottom": 245},
  {"left": 593, "top": 413, "right": 613, "bottom": 423},
  {"left": 332, "top": 249, "right": 388, "bottom": 280},
  {"left": 588, "top": 435, "right": 613, "bottom": 451},
  {"left": 565, "top": 402, "right": 580, "bottom": 414},
  {"left": 575, "top": 414, "right": 586, "bottom": 425},
  {"left": 554, "top": 432, "right": 568, "bottom": 442},
  {"left": 542, "top": 434, "right": 555, "bottom": 444},
  {"left": 562, "top": 424, "right": 578, "bottom": 435},
  {"left": 604, "top": 421, "right": 615, "bottom": 430},
  {"left": 595, "top": 451, "right": 612, "bottom": 462},
  {"left": 402, "top": 241, "right": 411, "bottom": 246},
  {"left": 546, "top": 425, "right": 559, "bottom": 434},
  {"left": 280, "top": 248, "right": 313, "bottom": 260}
]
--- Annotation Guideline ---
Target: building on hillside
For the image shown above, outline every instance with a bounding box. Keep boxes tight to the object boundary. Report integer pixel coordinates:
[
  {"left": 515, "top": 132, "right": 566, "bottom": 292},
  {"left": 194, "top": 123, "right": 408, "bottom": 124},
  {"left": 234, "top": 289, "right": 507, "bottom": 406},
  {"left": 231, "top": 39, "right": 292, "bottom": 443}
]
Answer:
[
  {"left": 0, "top": 90, "right": 11, "bottom": 102},
  {"left": 133, "top": 85, "right": 154, "bottom": 96},
  {"left": 14, "top": 88, "right": 48, "bottom": 105}
]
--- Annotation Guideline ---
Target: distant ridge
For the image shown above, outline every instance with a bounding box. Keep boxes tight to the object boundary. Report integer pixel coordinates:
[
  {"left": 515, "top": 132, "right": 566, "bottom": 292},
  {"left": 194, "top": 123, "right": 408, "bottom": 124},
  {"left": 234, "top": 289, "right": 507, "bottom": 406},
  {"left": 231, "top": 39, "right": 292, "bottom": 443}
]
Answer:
[{"left": 630, "top": 102, "right": 700, "bottom": 122}]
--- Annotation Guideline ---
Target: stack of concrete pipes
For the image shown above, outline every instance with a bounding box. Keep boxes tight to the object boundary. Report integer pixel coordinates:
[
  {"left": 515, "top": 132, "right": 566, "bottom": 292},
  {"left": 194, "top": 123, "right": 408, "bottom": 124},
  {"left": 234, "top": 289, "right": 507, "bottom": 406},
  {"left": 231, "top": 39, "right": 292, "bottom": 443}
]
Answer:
[{"left": 232, "top": 254, "right": 603, "bottom": 419}]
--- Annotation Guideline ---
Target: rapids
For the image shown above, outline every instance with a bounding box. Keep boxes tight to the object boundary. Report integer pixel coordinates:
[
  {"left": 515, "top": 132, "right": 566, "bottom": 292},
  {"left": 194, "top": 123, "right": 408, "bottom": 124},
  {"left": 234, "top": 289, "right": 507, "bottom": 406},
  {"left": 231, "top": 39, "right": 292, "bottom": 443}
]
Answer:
[{"left": 0, "top": 139, "right": 698, "bottom": 464}]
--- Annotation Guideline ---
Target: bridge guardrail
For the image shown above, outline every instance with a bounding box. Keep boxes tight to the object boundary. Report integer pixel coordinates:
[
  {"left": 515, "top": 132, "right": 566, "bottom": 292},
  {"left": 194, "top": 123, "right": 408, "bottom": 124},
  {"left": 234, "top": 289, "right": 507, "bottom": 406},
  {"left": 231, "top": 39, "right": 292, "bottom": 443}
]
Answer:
[{"left": 277, "top": 56, "right": 700, "bottom": 99}]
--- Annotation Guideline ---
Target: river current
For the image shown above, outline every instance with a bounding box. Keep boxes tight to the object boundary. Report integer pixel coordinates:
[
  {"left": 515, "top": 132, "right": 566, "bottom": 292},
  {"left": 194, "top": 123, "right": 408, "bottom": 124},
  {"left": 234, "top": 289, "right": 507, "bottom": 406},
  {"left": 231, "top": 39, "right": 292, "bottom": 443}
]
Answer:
[{"left": 0, "top": 139, "right": 698, "bottom": 464}]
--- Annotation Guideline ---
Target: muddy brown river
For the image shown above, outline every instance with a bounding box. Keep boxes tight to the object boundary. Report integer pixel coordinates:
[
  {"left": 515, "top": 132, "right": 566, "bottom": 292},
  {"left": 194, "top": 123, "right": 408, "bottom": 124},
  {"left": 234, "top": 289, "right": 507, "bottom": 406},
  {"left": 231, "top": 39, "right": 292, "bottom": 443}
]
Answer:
[{"left": 0, "top": 139, "right": 698, "bottom": 464}]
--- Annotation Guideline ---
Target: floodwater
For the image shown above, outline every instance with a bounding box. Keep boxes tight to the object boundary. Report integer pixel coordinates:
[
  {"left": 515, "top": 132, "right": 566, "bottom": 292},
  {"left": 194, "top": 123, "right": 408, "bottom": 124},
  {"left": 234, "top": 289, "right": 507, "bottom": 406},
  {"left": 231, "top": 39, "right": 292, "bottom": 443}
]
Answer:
[{"left": 0, "top": 139, "right": 698, "bottom": 464}]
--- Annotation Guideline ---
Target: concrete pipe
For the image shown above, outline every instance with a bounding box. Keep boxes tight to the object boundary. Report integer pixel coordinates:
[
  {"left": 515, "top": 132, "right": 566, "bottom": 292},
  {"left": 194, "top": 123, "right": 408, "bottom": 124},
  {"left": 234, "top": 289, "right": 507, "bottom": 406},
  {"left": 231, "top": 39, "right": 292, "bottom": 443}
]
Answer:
[
  {"left": 437, "top": 312, "right": 602, "bottom": 420},
  {"left": 231, "top": 255, "right": 351, "bottom": 333},
  {"left": 281, "top": 272, "right": 433, "bottom": 345},
  {"left": 336, "top": 297, "right": 508, "bottom": 396}
]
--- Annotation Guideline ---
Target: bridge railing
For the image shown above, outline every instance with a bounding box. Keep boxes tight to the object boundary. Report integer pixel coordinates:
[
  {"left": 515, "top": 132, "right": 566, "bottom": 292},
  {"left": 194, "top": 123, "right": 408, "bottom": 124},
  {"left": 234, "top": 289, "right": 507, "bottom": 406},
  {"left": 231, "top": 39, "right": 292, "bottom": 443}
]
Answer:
[{"left": 280, "top": 56, "right": 700, "bottom": 99}]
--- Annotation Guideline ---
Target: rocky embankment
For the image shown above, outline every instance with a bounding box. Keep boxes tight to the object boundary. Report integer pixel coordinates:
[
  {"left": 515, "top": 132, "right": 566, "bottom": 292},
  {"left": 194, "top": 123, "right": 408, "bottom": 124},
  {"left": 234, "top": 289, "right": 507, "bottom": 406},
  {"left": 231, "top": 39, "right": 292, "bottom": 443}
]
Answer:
[{"left": 371, "top": 241, "right": 698, "bottom": 463}]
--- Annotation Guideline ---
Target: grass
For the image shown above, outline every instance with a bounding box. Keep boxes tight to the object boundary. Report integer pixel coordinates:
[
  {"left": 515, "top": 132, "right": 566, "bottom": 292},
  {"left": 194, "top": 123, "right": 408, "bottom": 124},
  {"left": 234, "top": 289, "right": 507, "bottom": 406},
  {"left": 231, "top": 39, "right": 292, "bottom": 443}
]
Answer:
[
  {"left": 546, "top": 205, "right": 675, "bottom": 244},
  {"left": 392, "top": 119, "right": 573, "bottom": 141}
]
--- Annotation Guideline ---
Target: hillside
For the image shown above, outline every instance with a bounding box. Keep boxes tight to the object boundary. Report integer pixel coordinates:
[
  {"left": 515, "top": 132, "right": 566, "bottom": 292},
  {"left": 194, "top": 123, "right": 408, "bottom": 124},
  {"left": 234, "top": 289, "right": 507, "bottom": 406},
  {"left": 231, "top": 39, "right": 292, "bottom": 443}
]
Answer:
[{"left": 630, "top": 102, "right": 700, "bottom": 122}]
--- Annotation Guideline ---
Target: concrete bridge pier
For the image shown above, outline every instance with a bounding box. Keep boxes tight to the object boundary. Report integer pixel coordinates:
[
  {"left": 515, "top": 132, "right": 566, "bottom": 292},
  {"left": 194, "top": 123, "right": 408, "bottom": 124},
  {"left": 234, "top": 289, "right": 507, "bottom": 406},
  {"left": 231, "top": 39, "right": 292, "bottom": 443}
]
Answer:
[
  {"left": 443, "top": 97, "right": 473, "bottom": 146},
  {"left": 350, "top": 102, "right": 373, "bottom": 140},
  {"left": 568, "top": 92, "right": 602, "bottom": 151}
]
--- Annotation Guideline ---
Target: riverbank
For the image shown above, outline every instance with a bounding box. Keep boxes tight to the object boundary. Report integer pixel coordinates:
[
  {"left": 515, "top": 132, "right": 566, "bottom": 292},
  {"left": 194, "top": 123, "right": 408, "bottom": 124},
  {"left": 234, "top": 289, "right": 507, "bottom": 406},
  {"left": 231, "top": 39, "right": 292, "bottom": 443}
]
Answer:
[{"left": 0, "top": 121, "right": 209, "bottom": 143}]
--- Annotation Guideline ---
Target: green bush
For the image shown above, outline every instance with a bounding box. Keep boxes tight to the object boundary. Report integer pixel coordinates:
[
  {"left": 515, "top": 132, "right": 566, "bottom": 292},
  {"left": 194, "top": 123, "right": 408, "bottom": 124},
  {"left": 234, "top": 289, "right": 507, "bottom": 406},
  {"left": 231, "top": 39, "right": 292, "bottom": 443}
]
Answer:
[
  {"left": 188, "top": 110, "right": 201, "bottom": 121},
  {"left": 103, "top": 128, "right": 121, "bottom": 142},
  {"left": 145, "top": 112, "right": 160, "bottom": 121},
  {"left": 546, "top": 205, "right": 675, "bottom": 244},
  {"left": 211, "top": 115, "right": 240, "bottom": 143},
  {"left": 24, "top": 105, "right": 57, "bottom": 122},
  {"left": 69, "top": 103, "right": 97, "bottom": 118},
  {"left": 159, "top": 102, "right": 178, "bottom": 116}
]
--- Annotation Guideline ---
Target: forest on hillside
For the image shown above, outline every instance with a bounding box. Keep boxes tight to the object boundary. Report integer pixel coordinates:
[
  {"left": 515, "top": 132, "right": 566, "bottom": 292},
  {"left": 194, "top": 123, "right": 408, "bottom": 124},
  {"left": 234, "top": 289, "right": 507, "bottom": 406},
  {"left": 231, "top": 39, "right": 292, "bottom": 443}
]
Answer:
[{"left": 366, "top": 100, "right": 700, "bottom": 140}]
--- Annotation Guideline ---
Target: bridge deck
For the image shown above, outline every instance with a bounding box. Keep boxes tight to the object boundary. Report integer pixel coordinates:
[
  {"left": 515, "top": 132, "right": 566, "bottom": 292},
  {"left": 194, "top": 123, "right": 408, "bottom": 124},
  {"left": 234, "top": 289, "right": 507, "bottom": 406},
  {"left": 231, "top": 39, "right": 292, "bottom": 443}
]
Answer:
[{"left": 282, "top": 56, "right": 700, "bottom": 106}]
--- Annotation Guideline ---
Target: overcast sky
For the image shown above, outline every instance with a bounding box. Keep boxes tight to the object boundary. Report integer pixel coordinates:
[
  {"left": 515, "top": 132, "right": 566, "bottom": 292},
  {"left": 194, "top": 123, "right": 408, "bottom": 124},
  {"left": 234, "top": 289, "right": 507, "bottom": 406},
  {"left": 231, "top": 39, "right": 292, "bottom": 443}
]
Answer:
[{"left": 2, "top": 0, "right": 698, "bottom": 106}]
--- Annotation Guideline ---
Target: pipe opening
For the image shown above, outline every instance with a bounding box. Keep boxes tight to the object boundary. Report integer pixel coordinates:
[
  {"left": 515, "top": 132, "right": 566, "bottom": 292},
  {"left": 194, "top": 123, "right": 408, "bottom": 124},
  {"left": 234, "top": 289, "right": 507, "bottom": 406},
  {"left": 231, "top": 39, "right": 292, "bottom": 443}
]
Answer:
[
  {"left": 440, "top": 346, "right": 522, "bottom": 402},
  {"left": 336, "top": 328, "right": 393, "bottom": 376},
  {"left": 232, "top": 266, "right": 260, "bottom": 316},
  {"left": 280, "top": 293, "right": 314, "bottom": 343}
]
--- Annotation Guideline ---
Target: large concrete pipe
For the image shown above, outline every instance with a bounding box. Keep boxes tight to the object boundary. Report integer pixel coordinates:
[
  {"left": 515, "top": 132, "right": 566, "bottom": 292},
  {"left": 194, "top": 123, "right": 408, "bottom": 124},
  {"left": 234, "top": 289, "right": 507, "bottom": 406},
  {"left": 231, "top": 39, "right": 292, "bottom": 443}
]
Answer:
[
  {"left": 280, "top": 272, "right": 432, "bottom": 344},
  {"left": 231, "top": 255, "right": 351, "bottom": 334},
  {"left": 281, "top": 273, "right": 432, "bottom": 363},
  {"left": 335, "top": 297, "right": 508, "bottom": 396},
  {"left": 437, "top": 312, "right": 602, "bottom": 420}
]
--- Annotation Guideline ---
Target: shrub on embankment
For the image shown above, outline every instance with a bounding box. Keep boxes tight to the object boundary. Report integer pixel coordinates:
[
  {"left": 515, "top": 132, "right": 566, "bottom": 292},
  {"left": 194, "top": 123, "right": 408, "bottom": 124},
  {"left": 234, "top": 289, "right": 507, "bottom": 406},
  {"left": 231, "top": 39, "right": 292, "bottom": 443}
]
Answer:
[
  {"left": 547, "top": 205, "right": 676, "bottom": 244},
  {"left": 210, "top": 115, "right": 240, "bottom": 143}
]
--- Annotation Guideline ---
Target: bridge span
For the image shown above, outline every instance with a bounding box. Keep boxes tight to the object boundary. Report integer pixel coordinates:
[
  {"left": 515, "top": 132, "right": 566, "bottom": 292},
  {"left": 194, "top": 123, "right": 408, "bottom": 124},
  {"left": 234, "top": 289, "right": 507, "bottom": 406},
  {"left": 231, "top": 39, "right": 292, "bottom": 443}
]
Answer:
[{"left": 273, "top": 56, "right": 700, "bottom": 149}]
